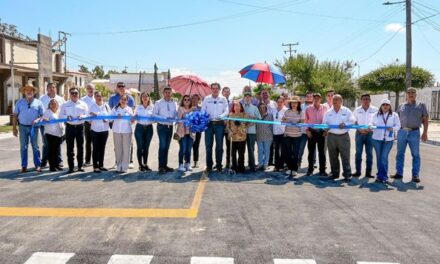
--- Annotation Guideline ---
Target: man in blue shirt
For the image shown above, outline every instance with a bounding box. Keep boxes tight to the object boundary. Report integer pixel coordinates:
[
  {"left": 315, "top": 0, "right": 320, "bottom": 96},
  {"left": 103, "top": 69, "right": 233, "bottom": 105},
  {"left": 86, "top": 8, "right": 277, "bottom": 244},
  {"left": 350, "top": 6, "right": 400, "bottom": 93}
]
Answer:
[
  {"left": 13, "top": 85, "right": 44, "bottom": 173},
  {"left": 108, "top": 82, "right": 135, "bottom": 168}
]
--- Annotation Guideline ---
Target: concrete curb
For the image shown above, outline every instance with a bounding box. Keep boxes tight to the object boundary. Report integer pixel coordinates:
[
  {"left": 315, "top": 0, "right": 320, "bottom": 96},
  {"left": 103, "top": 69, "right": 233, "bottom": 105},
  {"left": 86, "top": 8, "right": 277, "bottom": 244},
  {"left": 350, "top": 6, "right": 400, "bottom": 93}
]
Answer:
[{"left": 0, "top": 133, "right": 13, "bottom": 140}]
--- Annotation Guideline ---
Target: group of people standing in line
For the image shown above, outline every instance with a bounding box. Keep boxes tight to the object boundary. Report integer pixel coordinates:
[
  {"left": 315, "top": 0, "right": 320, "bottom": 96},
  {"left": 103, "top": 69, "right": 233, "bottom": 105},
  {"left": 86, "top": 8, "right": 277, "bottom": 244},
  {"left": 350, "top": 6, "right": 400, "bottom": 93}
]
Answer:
[{"left": 12, "top": 81, "right": 429, "bottom": 183}]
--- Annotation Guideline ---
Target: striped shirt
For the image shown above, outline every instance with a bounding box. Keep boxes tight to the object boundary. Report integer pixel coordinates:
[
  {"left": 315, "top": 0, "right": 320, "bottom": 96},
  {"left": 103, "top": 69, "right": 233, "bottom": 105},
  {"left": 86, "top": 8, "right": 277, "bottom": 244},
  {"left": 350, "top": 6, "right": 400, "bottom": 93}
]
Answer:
[{"left": 283, "top": 109, "right": 304, "bottom": 137}]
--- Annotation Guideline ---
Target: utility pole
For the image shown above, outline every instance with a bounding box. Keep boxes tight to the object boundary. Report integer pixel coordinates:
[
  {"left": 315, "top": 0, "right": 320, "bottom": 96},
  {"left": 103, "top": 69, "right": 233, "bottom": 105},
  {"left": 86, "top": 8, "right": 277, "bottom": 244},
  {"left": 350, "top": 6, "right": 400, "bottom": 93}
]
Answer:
[
  {"left": 282, "top": 42, "right": 299, "bottom": 58},
  {"left": 57, "top": 31, "right": 70, "bottom": 73},
  {"left": 383, "top": 0, "right": 411, "bottom": 88},
  {"left": 10, "top": 41, "right": 15, "bottom": 112}
]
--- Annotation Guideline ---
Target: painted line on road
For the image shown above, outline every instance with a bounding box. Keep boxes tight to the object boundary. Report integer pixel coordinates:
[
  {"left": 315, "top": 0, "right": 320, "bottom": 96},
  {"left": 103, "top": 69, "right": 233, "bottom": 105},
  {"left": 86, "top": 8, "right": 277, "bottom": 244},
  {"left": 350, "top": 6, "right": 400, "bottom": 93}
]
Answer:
[
  {"left": 107, "top": 254, "right": 153, "bottom": 264},
  {"left": 274, "top": 259, "right": 317, "bottom": 264},
  {"left": 191, "top": 256, "right": 234, "bottom": 264},
  {"left": 24, "top": 252, "right": 75, "bottom": 264},
  {"left": 357, "top": 262, "right": 400, "bottom": 264},
  {"left": 0, "top": 179, "right": 207, "bottom": 218}
]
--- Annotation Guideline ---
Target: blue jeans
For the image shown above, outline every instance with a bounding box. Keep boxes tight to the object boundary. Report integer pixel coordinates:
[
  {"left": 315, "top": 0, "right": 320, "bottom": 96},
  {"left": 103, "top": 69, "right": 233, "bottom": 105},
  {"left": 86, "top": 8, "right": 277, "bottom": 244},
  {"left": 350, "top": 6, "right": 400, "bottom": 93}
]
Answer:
[
  {"left": 19, "top": 125, "right": 41, "bottom": 168},
  {"left": 396, "top": 129, "right": 421, "bottom": 177},
  {"left": 179, "top": 135, "right": 194, "bottom": 164},
  {"left": 298, "top": 134, "right": 308, "bottom": 165},
  {"left": 246, "top": 133, "right": 257, "bottom": 169},
  {"left": 257, "top": 140, "right": 272, "bottom": 167},
  {"left": 355, "top": 131, "right": 373, "bottom": 174},
  {"left": 372, "top": 139, "right": 393, "bottom": 181},
  {"left": 157, "top": 124, "right": 173, "bottom": 168},
  {"left": 134, "top": 124, "right": 153, "bottom": 167},
  {"left": 205, "top": 122, "right": 225, "bottom": 169},
  {"left": 40, "top": 126, "right": 62, "bottom": 166}
]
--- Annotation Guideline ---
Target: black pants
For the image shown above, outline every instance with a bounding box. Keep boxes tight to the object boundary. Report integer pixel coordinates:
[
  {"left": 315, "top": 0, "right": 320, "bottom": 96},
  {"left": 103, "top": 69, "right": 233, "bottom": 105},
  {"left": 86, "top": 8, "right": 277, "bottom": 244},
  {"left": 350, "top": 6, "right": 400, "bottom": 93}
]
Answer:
[
  {"left": 285, "top": 136, "right": 300, "bottom": 172},
  {"left": 224, "top": 132, "right": 231, "bottom": 167},
  {"left": 91, "top": 130, "right": 108, "bottom": 169},
  {"left": 134, "top": 124, "right": 153, "bottom": 167},
  {"left": 84, "top": 122, "right": 92, "bottom": 163},
  {"left": 273, "top": 134, "right": 285, "bottom": 170},
  {"left": 46, "top": 134, "right": 62, "bottom": 170},
  {"left": 231, "top": 140, "right": 246, "bottom": 173},
  {"left": 66, "top": 123, "right": 84, "bottom": 170},
  {"left": 193, "top": 132, "right": 202, "bottom": 162},
  {"left": 308, "top": 129, "right": 326, "bottom": 173},
  {"left": 268, "top": 142, "right": 274, "bottom": 165}
]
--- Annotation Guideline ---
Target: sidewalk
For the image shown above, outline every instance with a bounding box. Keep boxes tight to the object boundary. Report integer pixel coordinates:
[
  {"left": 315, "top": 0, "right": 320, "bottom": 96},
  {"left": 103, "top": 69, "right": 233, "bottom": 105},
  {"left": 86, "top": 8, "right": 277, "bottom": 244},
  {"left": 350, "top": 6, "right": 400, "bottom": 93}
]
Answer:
[{"left": 427, "top": 121, "right": 440, "bottom": 146}]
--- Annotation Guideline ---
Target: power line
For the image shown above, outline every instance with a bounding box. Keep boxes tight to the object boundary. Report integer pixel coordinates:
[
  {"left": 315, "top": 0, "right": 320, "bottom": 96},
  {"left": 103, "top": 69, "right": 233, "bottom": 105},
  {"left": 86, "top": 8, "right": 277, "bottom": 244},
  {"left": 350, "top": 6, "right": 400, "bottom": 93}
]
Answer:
[{"left": 357, "top": 29, "right": 402, "bottom": 63}]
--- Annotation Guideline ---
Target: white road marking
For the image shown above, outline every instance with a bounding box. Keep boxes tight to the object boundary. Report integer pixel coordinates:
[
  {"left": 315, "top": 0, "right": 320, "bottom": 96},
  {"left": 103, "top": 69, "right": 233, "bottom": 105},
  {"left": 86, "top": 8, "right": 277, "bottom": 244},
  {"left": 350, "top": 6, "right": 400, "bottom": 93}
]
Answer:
[
  {"left": 274, "top": 259, "right": 317, "bottom": 264},
  {"left": 107, "top": 254, "right": 154, "bottom": 264},
  {"left": 357, "top": 262, "right": 400, "bottom": 264},
  {"left": 24, "top": 252, "right": 75, "bottom": 264},
  {"left": 191, "top": 256, "right": 234, "bottom": 264}
]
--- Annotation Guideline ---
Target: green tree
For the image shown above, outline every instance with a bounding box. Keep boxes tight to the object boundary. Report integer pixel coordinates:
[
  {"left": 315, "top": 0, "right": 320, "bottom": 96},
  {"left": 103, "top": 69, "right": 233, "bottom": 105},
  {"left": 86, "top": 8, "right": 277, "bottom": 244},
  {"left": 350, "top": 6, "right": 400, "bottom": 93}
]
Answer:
[
  {"left": 153, "top": 63, "right": 159, "bottom": 100},
  {"left": 92, "top": 66, "right": 105, "bottom": 79},
  {"left": 95, "top": 83, "right": 110, "bottom": 99},
  {"left": 78, "top": 64, "right": 90, "bottom": 73},
  {"left": 359, "top": 64, "right": 434, "bottom": 109}
]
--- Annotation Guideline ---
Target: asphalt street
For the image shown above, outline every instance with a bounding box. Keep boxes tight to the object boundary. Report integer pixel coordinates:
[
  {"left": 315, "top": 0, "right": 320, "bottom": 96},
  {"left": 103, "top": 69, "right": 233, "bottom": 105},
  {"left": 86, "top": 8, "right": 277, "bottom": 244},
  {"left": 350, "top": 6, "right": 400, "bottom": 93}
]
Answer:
[{"left": 0, "top": 129, "right": 439, "bottom": 264}]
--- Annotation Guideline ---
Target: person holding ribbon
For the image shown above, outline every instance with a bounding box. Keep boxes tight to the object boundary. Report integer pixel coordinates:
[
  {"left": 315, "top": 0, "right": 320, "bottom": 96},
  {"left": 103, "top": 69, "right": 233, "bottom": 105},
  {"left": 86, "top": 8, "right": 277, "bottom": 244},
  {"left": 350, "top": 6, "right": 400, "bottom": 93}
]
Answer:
[
  {"left": 81, "top": 83, "right": 96, "bottom": 167},
  {"left": 176, "top": 95, "right": 195, "bottom": 172},
  {"left": 243, "top": 90, "right": 261, "bottom": 172},
  {"left": 13, "top": 85, "right": 44, "bottom": 173},
  {"left": 40, "top": 99, "right": 64, "bottom": 172},
  {"left": 191, "top": 94, "right": 202, "bottom": 168},
  {"left": 89, "top": 91, "right": 111, "bottom": 173},
  {"left": 202, "top": 82, "right": 229, "bottom": 173},
  {"left": 111, "top": 94, "right": 134, "bottom": 173},
  {"left": 134, "top": 92, "right": 154, "bottom": 172},
  {"left": 256, "top": 103, "right": 273, "bottom": 171},
  {"left": 272, "top": 96, "right": 288, "bottom": 172},
  {"left": 370, "top": 99, "right": 401, "bottom": 184},
  {"left": 153, "top": 87, "right": 178, "bottom": 174},
  {"left": 282, "top": 96, "right": 304, "bottom": 178},
  {"left": 227, "top": 101, "right": 250, "bottom": 173},
  {"left": 39, "top": 82, "right": 65, "bottom": 169},
  {"left": 299, "top": 91, "right": 313, "bottom": 168},
  {"left": 323, "top": 94, "right": 355, "bottom": 181},
  {"left": 60, "top": 87, "right": 88, "bottom": 174}
]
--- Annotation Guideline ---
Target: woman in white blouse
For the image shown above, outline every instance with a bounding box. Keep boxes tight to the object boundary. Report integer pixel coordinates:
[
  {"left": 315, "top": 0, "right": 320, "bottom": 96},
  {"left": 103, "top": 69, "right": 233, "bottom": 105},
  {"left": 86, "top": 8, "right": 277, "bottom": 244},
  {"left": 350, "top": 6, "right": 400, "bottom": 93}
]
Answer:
[
  {"left": 134, "top": 92, "right": 154, "bottom": 172},
  {"left": 41, "top": 99, "right": 64, "bottom": 172},
  {"left": 272, "top": 96, "right": 288, "bottom": 172},
  {"left": 370, "top": 99, "right": 401, "bottom": 183},
  {"left": 89, "top": 91, "right": 111, "bottom": 173},
  {"left": 111, "top": 94, "right": 134, "bottom": 173}
]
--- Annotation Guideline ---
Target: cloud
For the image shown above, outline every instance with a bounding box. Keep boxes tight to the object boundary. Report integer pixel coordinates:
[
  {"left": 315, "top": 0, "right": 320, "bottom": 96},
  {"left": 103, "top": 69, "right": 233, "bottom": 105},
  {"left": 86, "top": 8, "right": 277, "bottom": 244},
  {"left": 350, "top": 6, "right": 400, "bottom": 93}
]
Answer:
[
  {"left": 385, "top": 23, "right": 405, "bottom": 33},
  {"left": 170, "top": 68, "right": 249, "bottom": 97}
]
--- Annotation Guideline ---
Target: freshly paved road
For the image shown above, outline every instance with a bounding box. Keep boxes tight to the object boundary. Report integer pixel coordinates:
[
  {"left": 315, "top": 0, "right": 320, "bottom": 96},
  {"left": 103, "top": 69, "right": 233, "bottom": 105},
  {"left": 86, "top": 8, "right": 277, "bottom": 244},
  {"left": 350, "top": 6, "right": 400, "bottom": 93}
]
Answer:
[{"left": 0, "top": 129, "right": 439, "bottom": 264}]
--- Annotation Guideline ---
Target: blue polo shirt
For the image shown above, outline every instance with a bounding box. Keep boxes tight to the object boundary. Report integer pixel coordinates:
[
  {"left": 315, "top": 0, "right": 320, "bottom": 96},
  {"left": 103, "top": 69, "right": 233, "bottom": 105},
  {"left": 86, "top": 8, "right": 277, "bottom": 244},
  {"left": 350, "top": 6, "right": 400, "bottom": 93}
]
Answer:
[
  {"left": 14, "top": 98, "right": 44, "bottom": 126},
  {"left": 108, "top": 93, "right": 135, "bottom": 109}
]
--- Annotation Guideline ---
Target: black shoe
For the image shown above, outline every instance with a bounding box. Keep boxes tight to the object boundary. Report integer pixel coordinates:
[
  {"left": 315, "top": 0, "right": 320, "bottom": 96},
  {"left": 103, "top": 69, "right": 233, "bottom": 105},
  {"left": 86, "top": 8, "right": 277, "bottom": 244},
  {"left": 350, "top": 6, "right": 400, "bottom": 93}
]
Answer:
[
  {"left": 94, "top": 169, "right": 101, "bottom": 173},
  {"left": 144, "top": 165, "right": 152, "bottom": 172},
  {"left": 139, "top": 166, "right": 145, "bottom": 172},
  {"left": 329, "top": 174, "right": 339, "bottom": 180},
  {"left": 375, "top": 179, "right": 389, "bottom": 184},
  {"left": 67, "top": 168, "right": 75, "bottom": 174},
  {"left": 77, "top": 167, "right": 85, "bottom": 172},
  {"left": 365, "top": 172, "right": 374, "bottom": 178},
  {"left": 55, "top": 166, "right": 63, "bottom": 171},
  {"left": 216, "top": 166, "right": 223, "bottom": 173},
  {"left": 412, "top": 177, "right": 421, "bottom": 183},
  {"left": 49, "top": 168, "right": 57, "bottom": 172},
  {"left": 165, "top": 166, "right": 174, "bottom": 172},
  {"left": 99, "top": 167, "right": 108, "bottom": 171},
  {"left": 58, "top": 163, "right": 64, "bottom": 168},
  {"left": 320, "top": 172, "right": 328, "bottom": 177},
  {"left": 391, "top": 173, "right": 403, "bottom": 179},
  {"left": 41, "top": 162, "right": 47, "bottom": 168},
  {"left": 159, "top": 168, "right": 166, "bottom": 174},
  {"left": 351, "top": 172, "right": 361, "bottom": 177},
  {"left": 343, "top": 178, "right": 351, "bottom": 183},
  {"left": 205, "top": 167, "right": 212, "bottom": 173},
  {"left": 306, "top": 170, "right": 313, "bottom": 176}
]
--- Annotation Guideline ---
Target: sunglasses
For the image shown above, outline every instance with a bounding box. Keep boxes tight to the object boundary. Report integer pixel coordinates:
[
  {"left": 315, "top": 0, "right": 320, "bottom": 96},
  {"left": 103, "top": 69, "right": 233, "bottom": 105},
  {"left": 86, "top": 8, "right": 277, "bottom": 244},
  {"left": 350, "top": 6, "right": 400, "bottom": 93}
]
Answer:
[
  {"left": 407, "top": 91, "right": 416, "bottom": 94},
  {"left": 117, "top": 86, "right": 125, "bottom": 88},
  {"left": 70, "top": 92, "right": 78, "bottom": 95}
]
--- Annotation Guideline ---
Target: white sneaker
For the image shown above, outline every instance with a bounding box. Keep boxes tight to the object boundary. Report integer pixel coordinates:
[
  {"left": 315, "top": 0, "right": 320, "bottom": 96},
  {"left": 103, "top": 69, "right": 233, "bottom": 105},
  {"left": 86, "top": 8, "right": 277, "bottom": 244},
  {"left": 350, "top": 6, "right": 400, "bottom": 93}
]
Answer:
[
  {"left": 178, "top": 164, "right": 185, "bottom": 172},
  {"left": 128, "top": 163, "right": 134, "bottom": 169},
  {"left": 292, "top": 171, "right": 297, "bottom": 176},
  {"left": 285, "top": 170, "right": 291, "bottom": 175},
  {"left": 185, "top": 163, "right": 192, "bottom": 171}
]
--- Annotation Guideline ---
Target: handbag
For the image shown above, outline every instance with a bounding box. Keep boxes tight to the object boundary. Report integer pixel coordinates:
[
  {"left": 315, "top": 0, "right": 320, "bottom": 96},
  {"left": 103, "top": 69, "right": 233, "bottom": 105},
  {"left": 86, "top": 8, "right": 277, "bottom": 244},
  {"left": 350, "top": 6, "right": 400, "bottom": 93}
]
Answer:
[{"left": 173, "top": 132, "right": 181, "bottom": 141}]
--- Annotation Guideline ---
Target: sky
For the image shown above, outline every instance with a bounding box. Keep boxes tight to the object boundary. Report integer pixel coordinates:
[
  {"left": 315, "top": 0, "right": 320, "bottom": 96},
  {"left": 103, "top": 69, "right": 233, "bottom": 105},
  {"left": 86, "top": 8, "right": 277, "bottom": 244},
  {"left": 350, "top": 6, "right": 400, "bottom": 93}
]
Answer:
[{"left": 2, "top": 0, "right": 440, "bottom": 95}]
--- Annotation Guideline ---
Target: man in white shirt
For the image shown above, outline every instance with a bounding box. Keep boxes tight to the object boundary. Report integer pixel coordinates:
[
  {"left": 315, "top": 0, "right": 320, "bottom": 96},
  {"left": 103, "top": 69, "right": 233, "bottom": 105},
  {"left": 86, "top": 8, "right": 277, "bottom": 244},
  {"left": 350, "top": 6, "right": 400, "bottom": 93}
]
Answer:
[
  {"left": 323, "top": 94, "right": 355, "bottom": 181},
  {"left": 39, "top": 82, "right": 66, "bottom": 168},
  {"left": 81, "top": 83, "right": 96, "bottom": 167},
  {"left": 352, "top": 93, "right": 378, "bottom": 178},
  {"left": 152, "top": 87, "right": 177, "bottom": 174},
  {"left": 59, "top": 87, "right": 89, "bottom": 173},
  {"left": 202, "top": 82, "right": 229, "bottom": 172}
]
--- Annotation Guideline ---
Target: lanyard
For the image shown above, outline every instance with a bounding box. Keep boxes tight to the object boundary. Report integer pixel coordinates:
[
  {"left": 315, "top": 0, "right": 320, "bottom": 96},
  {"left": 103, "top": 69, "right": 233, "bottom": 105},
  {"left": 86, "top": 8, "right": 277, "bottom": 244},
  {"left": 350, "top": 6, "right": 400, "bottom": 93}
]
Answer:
[{"left": 382, "top": 113, "right": 391, "bottom": 140}]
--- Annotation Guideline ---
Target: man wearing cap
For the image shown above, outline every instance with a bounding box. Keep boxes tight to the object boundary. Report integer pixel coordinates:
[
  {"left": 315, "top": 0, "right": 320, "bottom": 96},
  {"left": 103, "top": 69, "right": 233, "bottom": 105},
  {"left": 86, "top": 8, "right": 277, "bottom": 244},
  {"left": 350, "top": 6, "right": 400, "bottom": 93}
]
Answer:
[
  {"left": 352, "top": 93, "right": 378, "bottom": 178},
  {"left": 152, "top": 87, "right": 177, "bottom": 174},
  {"left": 240, "top": 85, "right": 259, "bottom": 106},
  {"left": 202, "top": 82, "right": 229, "bottom": 172},
  {"left": 60, "top": 87, "right": 89, "bottom": 173},
  {"left": 305, "top": 93, "right": 328, "bottom": 176},
  {"left": 392, "top": 87, "right": 429, "bottom": 183},
  {"left": 39, "top": 82, "right": 65, "bottom": 168},
  {"left": 109, "top": 82, "right": 135, "bottom": 168},
  {"left": 81, "top": 83, "right": 96, "bottom": 167},
  {"left": 243, "top": 90, "right": 262, "bottom": 172},
  {"left": 323, "top": 94, "right": 355, "bottom": 181},
  {"left": 13, "top": 85, "right": 44, "bottom": 173}
]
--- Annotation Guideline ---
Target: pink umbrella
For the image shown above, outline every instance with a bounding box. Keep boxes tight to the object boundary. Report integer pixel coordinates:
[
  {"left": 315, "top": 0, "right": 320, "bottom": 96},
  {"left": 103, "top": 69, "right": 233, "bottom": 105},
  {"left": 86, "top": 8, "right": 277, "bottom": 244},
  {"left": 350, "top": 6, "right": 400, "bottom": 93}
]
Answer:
[{"left": 169, "top": 75, "right": 211, "bottom": 97}]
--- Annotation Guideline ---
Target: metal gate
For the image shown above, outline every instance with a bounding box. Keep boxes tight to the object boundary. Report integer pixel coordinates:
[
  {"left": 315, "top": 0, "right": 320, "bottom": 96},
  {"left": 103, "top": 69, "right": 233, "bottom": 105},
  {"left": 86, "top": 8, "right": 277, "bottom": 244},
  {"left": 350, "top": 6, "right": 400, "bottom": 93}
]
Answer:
[{"left": 431, "top": 91, "right": 440, "bottom": 120}]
